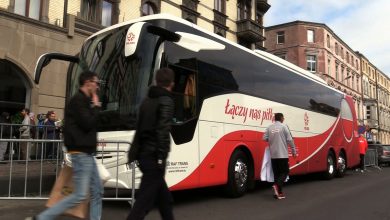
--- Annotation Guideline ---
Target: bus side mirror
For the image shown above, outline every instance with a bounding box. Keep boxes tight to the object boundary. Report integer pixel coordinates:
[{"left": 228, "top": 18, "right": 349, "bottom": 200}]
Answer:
[{"left": 34, "top": 53, "right": 79, "bottom": 84}]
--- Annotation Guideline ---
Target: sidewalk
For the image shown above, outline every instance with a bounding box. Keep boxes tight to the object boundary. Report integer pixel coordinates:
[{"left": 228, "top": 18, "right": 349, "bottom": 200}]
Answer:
[
  {"left": 0, "top": 200, "right": 78, "bottom": 220},
  {"left": 0, "top": 161, "right": 58, "bottom": 196}
]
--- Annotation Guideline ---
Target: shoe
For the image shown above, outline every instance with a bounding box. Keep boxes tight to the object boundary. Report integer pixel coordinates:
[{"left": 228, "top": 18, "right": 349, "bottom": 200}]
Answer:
[
  {"left": 25, "top": 217, "right": 36, "bottom": 220},
  {"left": 272, "top": 185, "right": 280, "bottom": 197},
  {"left": 277, "top": 193, "right": 286, "bottom": 199},
  {"left": 360, "top": 170, "right": 364, "bottom": 173}
]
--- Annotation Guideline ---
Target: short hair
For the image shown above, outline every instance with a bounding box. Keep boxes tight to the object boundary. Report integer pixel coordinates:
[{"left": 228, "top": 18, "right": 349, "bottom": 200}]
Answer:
[
  {"left": 23, "top": 108, "right": 30, "bottom": 114},
  {"left": 155, "top": 68, "right": 174, "bottom": 87},
  {"left": 274, "top": 113, "right": 284, "bottom": 122},
  {"left": 46, "top": 111, "right": 55, "bottom": 118},
  {"left": 79, "top": 70, "right": 98, "bottom": 86}
]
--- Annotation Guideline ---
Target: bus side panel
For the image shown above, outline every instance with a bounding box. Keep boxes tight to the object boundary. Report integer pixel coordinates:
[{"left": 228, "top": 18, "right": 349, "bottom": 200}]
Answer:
[{"left": 344, "top": 96, "right": 360, "bottom": 168}]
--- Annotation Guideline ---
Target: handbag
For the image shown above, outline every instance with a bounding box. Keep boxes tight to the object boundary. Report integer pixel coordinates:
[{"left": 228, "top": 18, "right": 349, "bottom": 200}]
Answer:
[{"left": 46, "top": 165, "right": 89, "bottom": 219}]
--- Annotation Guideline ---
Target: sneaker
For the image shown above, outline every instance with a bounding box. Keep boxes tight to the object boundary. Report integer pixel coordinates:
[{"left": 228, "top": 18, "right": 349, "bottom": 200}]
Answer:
[
  {"left": 277, "top": 193, "right": 286, "bottom": 199},
  {"left": 25, "top": 216, "right": 36, "bottom": 220},
  {"left": 272, "top": 185, "right": 280, "bottom": 196}
]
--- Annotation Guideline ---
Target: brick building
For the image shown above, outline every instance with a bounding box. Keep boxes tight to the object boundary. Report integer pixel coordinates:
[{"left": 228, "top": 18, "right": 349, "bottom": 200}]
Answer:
[{"left": 265, "top": 21, "right": 363, "bottom": 125}]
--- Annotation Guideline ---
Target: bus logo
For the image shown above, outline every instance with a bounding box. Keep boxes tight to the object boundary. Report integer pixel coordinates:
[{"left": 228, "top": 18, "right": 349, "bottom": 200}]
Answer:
[
  {"left": 304, "top": 112, "right": 310, "bottom": 131},
  {"left": 127, "top": 32, "right": 135, "bottom": 44}
]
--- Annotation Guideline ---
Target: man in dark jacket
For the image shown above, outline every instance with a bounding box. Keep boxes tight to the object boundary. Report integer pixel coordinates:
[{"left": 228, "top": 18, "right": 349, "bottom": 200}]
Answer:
[
  {"left": 127, "top": 68, "right": 175, "bottom": 220},
  {"left": 28, "top": 70, "right": 103, "bottom": 220},
  {"left": 0, "top": 112, "right": 11, "bottom": 162}
]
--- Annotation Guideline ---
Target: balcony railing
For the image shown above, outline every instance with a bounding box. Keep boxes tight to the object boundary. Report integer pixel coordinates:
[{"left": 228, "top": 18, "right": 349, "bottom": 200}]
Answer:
[{"left": 236, "top": 19, "right": 264, "bottom": 43}]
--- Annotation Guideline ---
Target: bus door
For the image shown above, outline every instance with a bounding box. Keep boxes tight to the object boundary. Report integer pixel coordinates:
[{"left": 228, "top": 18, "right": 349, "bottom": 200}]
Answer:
[{"left": 167, "top": 64, "right": 200, "bottom": 189}]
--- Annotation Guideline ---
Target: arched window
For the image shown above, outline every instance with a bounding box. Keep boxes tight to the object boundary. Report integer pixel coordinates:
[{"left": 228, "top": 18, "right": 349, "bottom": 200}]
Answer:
[
  {"left": 0, "top": 60, "right": 31, "bottom": 115},
  {"left": 142, "top": 2, "right": 156, "bottom": 16}
]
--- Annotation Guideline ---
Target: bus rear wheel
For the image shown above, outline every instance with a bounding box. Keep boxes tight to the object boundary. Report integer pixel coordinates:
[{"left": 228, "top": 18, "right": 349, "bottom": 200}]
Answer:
[
  {"left": 225, "top": 150, "right": 249, "bottom": 198},
  {"left": 336, "top": 151, "right": 347, "bottom": 178},
  {"left": 323, "top": 151, "right": 336, "bottom": 180}
]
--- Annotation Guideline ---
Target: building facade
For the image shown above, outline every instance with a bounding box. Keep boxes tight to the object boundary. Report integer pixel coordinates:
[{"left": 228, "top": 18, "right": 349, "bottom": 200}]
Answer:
[
  {"left": 376, "top": 69, "right": 390, "bottom": 144},
  {"left": 265, "top": 21, "right": 363, "bottom": 126},
  {"left": 358, "top": 53, "right": 379, "bottom": 142},
  {"left": 0, "top": 0, "right": 270, "bottom": 119}
]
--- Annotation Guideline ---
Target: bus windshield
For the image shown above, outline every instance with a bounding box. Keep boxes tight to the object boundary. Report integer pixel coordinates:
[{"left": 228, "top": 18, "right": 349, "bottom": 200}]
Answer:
[{"left": 68, "top": 24, "right": 160, "bottom": 132}]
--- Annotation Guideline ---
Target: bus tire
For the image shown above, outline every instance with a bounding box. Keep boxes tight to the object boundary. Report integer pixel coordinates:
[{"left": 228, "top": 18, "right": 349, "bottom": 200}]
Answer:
[
  {"left": 225, "top": 150, "right": 249, "bottom": 198},
  {"left": 323, "top": 151, "right": 336, "bottom": 180},
  {"left": 336, "top": 151, "right": 347, "bottom": 178}
]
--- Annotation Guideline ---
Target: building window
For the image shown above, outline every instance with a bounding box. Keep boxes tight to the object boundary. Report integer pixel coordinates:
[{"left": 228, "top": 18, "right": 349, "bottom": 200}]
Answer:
[
  {"left": 327, "top": 34, "right": 330, "bottom": 48},
  {"left": 306, "top": 55, "right": 316, "bottom": 72},
  {"left": 352, "top": 75, "right": 355, "bottom": 90},
  {"left": 307, "top": 29, "right": 314, "bottom": 43},
  {"left": 275, "top": 53, "right": 286, "bottom": 60},
  {"left": 328, "top": 59, "right": 331, "bottom": 75},
  {"left": 335, "top": 62, "right": 339, "bottom": 81},
  {"left": 142, "top": 2, "right": 156, "bottom": 16},
  {"left": 237, "top": 0, "right": 251, "bottom": 20},
  {"left": 215, "top": 0, "right": 226, "bottom": 13},
  {"left": 341, "top": 47, "right": 344, "bottom": 59},
  {"left": 14, "top": 0, "right": 42, "bottom": 20},
  {"left": 335, "top": 42, "right": 338, "bottom": 55},
  {"left": 276, "top": 31, "right": 285, "bottom": 44},
  {"left": 346, "top": 52, "right": 349, "bottom": 63},
  {"left": 101, "top": 0, "right": 112, "bottom": 26},
  {"left": 356, "top": 77, "right": 359, "bottom": 92}
]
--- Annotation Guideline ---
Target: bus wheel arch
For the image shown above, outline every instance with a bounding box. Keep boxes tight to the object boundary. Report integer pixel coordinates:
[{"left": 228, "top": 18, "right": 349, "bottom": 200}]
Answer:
[
  {"left": 224, "top": 147, "right": 253, "bottom": 197},
  {"left": 336, "top": 149, "right": 347, "bottom": 178},
  {"left": 322, "top": 149, "right": 336, "bottom": 180}
]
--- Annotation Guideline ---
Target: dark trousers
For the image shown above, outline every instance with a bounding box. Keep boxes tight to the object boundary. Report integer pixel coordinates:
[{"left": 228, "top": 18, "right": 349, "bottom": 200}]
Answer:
[
  {"left": 360, "top": 154, "right": 365, "bottom": 170},
  {"left": 271, "top": 158, "right": 289, "bottom": 194},
  {"left": 127, "top": 158, "right": 174, "bottom": 220}
]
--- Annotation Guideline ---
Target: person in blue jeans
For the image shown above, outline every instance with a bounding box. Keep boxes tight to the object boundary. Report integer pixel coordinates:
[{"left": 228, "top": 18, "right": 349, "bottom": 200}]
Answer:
[{"left": 26, "top": 70, "right": 103, "bottom": 220}]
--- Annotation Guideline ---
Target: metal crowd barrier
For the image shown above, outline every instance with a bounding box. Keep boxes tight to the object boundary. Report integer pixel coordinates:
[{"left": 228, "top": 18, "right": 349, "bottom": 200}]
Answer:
[
  {"left": 0, "top": 123, "right": 63, "bottom": 161},
  {"left": 0, "top": 138, "right": 136, "bottom": 205},
  {"left": 364, "top": 148, "right": 381, "bottom": 170}
]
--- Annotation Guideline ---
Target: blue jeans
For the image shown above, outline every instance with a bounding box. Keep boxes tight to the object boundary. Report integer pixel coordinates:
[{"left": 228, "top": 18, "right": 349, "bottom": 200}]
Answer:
[{"left": 38, "top": 153, "right": 103, "bottom": 220}]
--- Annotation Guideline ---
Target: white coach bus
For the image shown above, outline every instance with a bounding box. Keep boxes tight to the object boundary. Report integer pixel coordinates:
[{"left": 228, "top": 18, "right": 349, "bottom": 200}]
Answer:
[{"left": 34, "top": 14, "right": 360, "bottom": 197}]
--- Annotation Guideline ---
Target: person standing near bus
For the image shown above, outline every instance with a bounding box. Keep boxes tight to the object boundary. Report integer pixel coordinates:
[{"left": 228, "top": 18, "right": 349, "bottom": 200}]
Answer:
[
  {"left": 358, "top": 134, "right": 368, "bottom": 172},
  {"left": 263, "top": 113, "right": 297, "bottom": 199},
  {"left": 127, "top": 68, "right": 175, "bottom": 220},
  {"left": 26, "top": 70, "right": 103, "bottom": 220},
  {"left": 19, "top": 108, "right": 31, "bottom": 160}
]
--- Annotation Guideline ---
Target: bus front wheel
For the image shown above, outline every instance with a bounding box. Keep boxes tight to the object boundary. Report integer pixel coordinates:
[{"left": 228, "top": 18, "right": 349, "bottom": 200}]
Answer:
[{"left": 225, "top": 150, "right": 249, "bottom": 198}]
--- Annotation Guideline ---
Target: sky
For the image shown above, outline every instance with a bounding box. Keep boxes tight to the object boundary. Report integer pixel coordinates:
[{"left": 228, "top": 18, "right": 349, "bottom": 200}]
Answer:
[{"left": 265, "top": 0, "right": 390, "bottom": 75}]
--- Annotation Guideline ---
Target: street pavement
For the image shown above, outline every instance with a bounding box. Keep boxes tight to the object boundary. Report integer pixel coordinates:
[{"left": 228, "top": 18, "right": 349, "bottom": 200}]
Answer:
[{"left": 1, "top": 165, "right": 389, "bottom": 220}]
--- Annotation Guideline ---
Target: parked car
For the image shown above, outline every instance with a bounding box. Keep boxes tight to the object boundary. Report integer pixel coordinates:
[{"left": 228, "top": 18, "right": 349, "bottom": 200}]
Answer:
[{"left": 368, "top": 143, "right": 390, "bottom": 166}]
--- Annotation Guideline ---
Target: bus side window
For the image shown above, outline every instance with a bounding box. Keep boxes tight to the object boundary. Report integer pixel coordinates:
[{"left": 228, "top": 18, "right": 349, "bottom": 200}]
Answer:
[{"left": 172, "top": 72, "right": 196, "bottom": 123}]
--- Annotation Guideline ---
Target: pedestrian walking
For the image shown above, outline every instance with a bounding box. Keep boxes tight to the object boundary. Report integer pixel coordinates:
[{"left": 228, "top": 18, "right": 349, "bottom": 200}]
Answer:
[
  {"left": 0, "top": 112, "right": 11, "bottom": 162},
  {"left": 26, "top": 70, "right": 103, "bottom": 220},
  {"left": 127, "top": 67, "right": 175, "bottom": 220},
  {"left": 263, "top": 113, "right": 297, "bottom": 200},
  {"left": 19, "top": 108, "right": 31, "bottom": 160},
  {"left": 358, "top": 134, "right": 368, "bottom": 172}
]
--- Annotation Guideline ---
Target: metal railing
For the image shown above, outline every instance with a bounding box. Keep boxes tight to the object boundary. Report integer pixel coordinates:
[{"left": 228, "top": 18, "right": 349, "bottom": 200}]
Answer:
[
  {"left": 0, "top": 137, "right": 136, "bottom": 205},
  {"left": 364, "top": 148, "right": 381, "bottom": 170}
]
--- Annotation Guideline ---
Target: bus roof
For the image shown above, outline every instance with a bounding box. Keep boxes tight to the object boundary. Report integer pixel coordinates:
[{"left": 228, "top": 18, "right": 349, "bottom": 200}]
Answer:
[{"left": 89, "top": 13, "right": 343, "bottom": 96}]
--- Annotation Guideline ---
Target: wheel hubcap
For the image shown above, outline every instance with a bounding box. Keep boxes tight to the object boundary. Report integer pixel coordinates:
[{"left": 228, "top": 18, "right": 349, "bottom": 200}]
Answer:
[
  {"left": 338, "top": 156, "right": 346, "bottom": 173},
  {"left": 328, "top": 156, "right": 334, "bottom": 174},
  {"left": 234, "top": 160, "right": 248, "bottom": 188}
]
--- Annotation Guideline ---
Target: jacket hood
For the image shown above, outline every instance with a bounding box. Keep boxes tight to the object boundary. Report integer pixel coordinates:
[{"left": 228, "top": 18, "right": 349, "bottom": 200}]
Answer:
[{"left": 148, "top": 86, "right": 172, "bottom": 98}]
